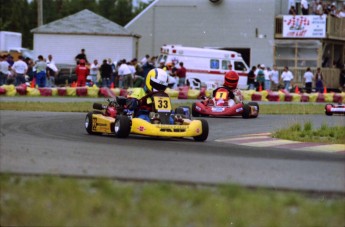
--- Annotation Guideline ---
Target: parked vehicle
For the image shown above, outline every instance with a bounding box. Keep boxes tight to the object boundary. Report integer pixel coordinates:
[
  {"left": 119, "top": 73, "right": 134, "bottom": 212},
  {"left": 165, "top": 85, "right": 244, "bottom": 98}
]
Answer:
[{"left": 157, "top": 44, "right": 249, "bottom": 89}]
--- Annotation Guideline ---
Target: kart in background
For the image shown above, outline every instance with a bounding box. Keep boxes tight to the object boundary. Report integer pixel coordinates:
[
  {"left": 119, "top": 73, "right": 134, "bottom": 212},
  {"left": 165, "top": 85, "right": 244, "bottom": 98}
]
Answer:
[
  {"left": 85, "top": 91, "right": 209, "bottom": 142},
  {"left": 192, "top": 88, "right": 259, "bottom": 118},
  {"left": 325, "top": 103, "right": 345, "bottom": 116}
]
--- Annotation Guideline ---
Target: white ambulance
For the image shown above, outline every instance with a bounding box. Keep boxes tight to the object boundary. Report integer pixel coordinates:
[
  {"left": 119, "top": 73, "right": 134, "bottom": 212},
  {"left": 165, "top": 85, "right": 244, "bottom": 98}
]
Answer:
[{"left": 157, "top": 44, "right": 249, "bottom": 89}]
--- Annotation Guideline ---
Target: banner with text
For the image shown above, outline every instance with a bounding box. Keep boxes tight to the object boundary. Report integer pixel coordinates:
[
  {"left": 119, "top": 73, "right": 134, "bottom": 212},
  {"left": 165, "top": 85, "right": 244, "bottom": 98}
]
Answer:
[{"left": 283, "top": 15, "right": 326, "bottom": 38}]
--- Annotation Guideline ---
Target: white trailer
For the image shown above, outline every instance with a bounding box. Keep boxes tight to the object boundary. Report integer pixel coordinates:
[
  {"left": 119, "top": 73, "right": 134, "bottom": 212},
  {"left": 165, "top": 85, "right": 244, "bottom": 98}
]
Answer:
[{"left": 0, "top": 31, "right": 22, "bottom": 51}]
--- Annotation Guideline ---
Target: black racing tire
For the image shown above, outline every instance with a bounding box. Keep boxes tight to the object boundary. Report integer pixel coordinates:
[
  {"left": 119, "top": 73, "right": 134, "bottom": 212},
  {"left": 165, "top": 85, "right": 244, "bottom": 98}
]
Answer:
[
  {"left": 175, "top": 106, "right": 192, "bottom": 119},
  {"left": 114, "top": 115, "right": 131, "bottom": 138},
  {"left": 242, "top": 104, "right": 251, "bottom": 119},
  {"left": 193, "top": 119, "right": 209, "bottom": 142},
  {"left": 248, "top": 101, "right": 259, "bottom": 118},
  {"left": 85, "top": 112, "right": 101, "bottom": 135},
  {"left": 93, "top": 110, "right": 103, "bottom": 115},
  {"left": 192, "top": 103, "right": 200, "bottom": 117},
  {"left": 248, "top": 101, "right": 260, "bottom": 113},
  {"left": 325, "top": 104, "right": 333, "bottom": 116}
]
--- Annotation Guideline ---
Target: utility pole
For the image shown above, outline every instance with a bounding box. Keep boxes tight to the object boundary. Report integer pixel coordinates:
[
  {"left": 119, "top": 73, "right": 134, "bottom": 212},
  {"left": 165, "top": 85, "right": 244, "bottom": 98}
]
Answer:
[{"left": 37, "top": 0, "right": 43, "bottom": 26}]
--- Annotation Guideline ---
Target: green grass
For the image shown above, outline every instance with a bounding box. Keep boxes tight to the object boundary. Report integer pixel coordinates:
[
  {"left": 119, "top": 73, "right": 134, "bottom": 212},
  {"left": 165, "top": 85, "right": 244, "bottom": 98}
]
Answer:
[
  {"left": 1, "top": 174, "right": 344, "bottom": 227},
  {"left": 272, "top": 122, "right": 345, "bottom": 144},
  {"left": 0, "top": 101, "right": 326, "bottom": 114}
]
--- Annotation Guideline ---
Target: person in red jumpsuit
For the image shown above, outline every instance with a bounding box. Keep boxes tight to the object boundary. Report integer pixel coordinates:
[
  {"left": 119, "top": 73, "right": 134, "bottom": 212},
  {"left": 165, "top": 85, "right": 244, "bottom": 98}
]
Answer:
[{"left": 75, "top": 59, "right": 89, "bottom": 87}]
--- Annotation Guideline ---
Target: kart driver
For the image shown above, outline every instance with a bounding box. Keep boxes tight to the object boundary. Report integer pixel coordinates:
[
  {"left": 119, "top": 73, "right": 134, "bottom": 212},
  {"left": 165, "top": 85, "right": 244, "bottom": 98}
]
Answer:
[
  {"left": 127, "top": 68, "right": 169, "bottom": 122},
  {"left": 208, "top": 65, "right": 243, "bottom": 107}
]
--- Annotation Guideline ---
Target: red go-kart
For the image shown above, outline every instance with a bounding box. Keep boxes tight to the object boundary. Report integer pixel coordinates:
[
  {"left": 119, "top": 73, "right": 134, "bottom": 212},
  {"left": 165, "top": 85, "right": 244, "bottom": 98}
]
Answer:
[
  {"left": 325, "top": 103, "right": 345, "bottom": 116},
  {"left": 192, "top": 87, "right": 259, "bottom": 118}
]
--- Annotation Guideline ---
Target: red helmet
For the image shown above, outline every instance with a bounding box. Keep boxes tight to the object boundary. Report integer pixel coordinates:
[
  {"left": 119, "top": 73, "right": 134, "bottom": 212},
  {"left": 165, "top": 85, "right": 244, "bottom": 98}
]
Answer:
[
  {"left": 79, "top": 59, "right": 86, "bottom": 64},
  {"left": 224, "top": 71, "right": 239, "bottom": 89}
]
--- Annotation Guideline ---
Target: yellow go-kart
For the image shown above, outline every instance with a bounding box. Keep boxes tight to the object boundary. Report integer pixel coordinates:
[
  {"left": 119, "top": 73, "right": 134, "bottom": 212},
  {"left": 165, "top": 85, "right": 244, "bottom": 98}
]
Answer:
[{"left": 85, "top": 91, "right": 209, "bottom": 142}]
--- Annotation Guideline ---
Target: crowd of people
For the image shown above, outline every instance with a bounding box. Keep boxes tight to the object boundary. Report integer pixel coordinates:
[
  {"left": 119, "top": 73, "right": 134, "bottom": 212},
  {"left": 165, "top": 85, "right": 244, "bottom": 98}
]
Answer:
[
  {"left": 0, "top": 48, "right": 188, "bottom": 90},
  {"left": 289, "top": 0, "right": 345, "bottom": 18},
  {"left": 0, "top": 54, "right": 58, "bottom": 88},
  {"left": 246, "top": 63, "right": 345, "bottom": 93},
  {"left": 74, "top": 49, "right": 188, "bottom": 90}
]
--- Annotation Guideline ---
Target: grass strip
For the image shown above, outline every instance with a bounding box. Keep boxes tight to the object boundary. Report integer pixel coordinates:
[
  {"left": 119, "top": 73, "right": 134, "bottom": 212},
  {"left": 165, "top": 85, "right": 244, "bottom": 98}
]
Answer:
[
  {"left": 272, "top": 122, "right": 345, "bottom": 144},
  {"left": 1, "top": 174, "right": 344, "bottom": 227}
]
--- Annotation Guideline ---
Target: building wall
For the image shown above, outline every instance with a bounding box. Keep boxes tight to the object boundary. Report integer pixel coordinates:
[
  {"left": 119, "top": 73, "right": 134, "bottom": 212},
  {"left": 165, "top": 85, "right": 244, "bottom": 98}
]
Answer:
[
  {"left": 33, "top": 34, "right": 137, "bottom": 65},
  {"left": 126, "top": 0, "right": 277, "bottom": 67}
]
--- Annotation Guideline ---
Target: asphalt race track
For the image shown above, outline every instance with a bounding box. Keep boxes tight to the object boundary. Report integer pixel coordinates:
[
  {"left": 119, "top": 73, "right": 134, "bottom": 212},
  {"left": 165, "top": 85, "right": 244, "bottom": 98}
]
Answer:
[{"left": 0, "top": 110, "right": 344, "bottom": 193}]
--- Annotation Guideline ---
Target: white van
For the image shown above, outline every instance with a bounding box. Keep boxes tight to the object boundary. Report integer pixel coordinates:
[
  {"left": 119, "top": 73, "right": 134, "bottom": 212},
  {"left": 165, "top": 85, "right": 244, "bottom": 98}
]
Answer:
[{"left": 157, "top": 44, "right": 249, "bottom": 89}]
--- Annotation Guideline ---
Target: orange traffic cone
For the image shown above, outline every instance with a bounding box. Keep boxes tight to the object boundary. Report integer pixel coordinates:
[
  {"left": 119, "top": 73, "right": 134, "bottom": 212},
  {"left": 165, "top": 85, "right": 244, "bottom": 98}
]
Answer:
[
  {"left": 294, "top": 85, "right": 300, "bottom": 94},
  {"left": 323, "top": 86, "right": 327, "bottom": 94},
  {"left": 31, "top": 78, "right": 36, "bottom": 88},
  {"left": 258, "top": 84, "right": 262, "bottom": 92},
  {"left": 71, "top": 81, "right": 77, "bottom": 87},
  {"left": 110, "top": 82, "right": 114, "bottom": 89}
]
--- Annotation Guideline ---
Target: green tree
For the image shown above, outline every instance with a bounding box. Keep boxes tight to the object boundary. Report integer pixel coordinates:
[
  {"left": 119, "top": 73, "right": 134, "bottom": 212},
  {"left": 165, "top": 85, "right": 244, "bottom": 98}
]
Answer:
[{"left": 113, "top": 0, "right": 133, "bottom": 26}]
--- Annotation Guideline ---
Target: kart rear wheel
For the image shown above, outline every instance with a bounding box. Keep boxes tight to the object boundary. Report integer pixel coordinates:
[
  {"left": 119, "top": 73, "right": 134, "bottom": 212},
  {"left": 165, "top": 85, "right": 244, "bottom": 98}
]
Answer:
[
  {"left": 114, "top": 115, "right": 131, "bottom": 138},
  {"left": 248, "top": 102, "right": 259, "bottom": 112},
  {"left": 85, "top": 112, "right": 101, "bottom": 135},
  {"left": 242, "top": 104, "right": 251, "bottom": 119},
  {"left": 248, "top": 101, "right": 259, "bottom": 118},
  {"left": 193, "top": 119, "right": 209, "bottom": 142},
  {"left": 192, "top": 103, "right": 200, "bottom": 117},
  {"left": 176, "top": 106, "right": 191, "bottom": 119}
]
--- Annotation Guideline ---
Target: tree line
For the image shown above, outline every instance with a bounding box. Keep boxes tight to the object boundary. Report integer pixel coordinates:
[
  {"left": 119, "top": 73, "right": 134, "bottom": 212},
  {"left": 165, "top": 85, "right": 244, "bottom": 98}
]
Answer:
[{"left": 0, "top": 0, "right": 152, "bottom": 49}]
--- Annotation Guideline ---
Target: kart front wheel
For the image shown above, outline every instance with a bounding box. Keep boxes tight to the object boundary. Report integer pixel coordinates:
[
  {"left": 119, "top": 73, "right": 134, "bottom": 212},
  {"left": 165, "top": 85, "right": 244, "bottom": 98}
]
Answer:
[
  {"left": 85, "top": 112, "right": 101, "bottom": 135},
  {"left": 325, "top": 104, "right": 333, "bottom": 116},
  {"left": 192, "top": 103, "right": 200, "bottom": 117},
  {"left": 194, "top": 119, "right": 209, "bottom": 142},
  {"left": 114, "top": 115, "right": 131, "bottom": 138},
  {"left": 248, "top": 102, "right": 259, "bottom": 118}
]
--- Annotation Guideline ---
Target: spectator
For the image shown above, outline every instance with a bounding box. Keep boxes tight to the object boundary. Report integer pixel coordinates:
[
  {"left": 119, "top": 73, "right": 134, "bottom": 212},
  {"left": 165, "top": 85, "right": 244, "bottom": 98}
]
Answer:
[
  {"left": 89, "top": 59, "right": 99, "bottom": 86},
  {"left": 25, "top": 57, "right": 35, "bottom": 82},
  {"left": 247, "top": 66, "right": 256, "bottom": 90},
  {"left": 46, "top": 54, "right": 58, "bottom": 87},
  {"left": 140, "top": 54, "right": 150, "bottom": 66},
  {"left": 330, "top": 4, "right": 338, "bottom": 17},
  {"left": 289, "top": 6, "right": 297, "bottom": 15},
  {"left": 100, "top": 59, "right": 112, "bottom": 88},
  {"left": 118, "top": 59, "right": 132, "bottom": 89},
  {"left": 142, "top": 57, "right": 155, "bottom": 79},
  {"left": 338, "top": 5, "right": 345, "bottom": 18},
  {"left": 11, "top": 55, "right": 28, "bottom": 86},
  {"left": 303, "top": 67, "right": 314, "bottom": 93},
  {"left": 75, "top": 48, "right": 88, "bottom": 65},
  {"left": 256, "top": 64, "right": 265, "bottom": 91},
  {"left": 75, "top": 59, "right": 89, "bottom": 87},
  {"left": 132, "top": 58, "right": 144, "bottom": 87},
  {"left": 0, "top": 55, "right": 10, "bottom": 86},
  {"left": 314, "top": 67, "right": 324, "bottom": 93},
  {"left": 316, "top": 1, "right": 323, "bottom": 15},
  {"left": 176, "top": 62, "right": 187, "bottom": 86},
  {"left": 301, "top": 0, "right": 309, "bottom": 15},
  {"left": 311, "top": 0, "right": 318, "bottom": 15},
  {"left": 264, "top": 66, "right": 271, "bottom": 91},
  {"left": 280, "top": 66, "right": 294, "bottom": 92},
  {"left": 33, "top": 55, "right": 47, "bottom": 88},
  {"left": 270, "top": 65, "right": 279, "bottom": 91}
]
